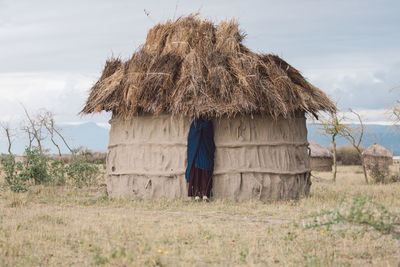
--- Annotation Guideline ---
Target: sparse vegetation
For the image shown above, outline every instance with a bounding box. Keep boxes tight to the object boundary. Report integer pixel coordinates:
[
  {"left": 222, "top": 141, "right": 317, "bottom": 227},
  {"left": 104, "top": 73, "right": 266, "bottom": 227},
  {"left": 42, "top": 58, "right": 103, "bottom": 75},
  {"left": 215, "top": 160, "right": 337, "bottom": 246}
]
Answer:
[
  {"left": 0, "top": 165, "right": 399, "bottom": 266},
  {"left": 0, "top": 154, "right": 18, "bottom": 186},
  {"left": 336, "top": 145, "right": 364, "bottom": 165},
  {"left": 339, "top": 109, "right": 369, "bottom": 183},
  {"left": 64, "top": 157, "right": 100, "bottom": 187},
  {"left": 305, "top": 194, "right": 400, "bottom": 234},
  {"left": 0, "top": 147, "right": 101, "bottom": 192},
  {"left": 317, "top": 111, "right": 346, "bottom": 182},
  {"left": 48, "top": 160, "right": 67, "bottom": 186},
  {"left": 368, "top": 161, "right": 390, "bottom": 184},
  {"left": 19, "top": 147, "right": 50, "bottom": 185}
]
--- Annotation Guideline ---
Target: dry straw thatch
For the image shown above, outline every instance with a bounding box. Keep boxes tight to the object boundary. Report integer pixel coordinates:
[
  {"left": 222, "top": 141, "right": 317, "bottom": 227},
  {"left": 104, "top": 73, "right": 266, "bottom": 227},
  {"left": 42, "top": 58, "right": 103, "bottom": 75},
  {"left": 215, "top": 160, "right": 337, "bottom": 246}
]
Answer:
[
  {"left": 362, "top": 144, "right": 393, "bottom": 167},
  {"left": 309, "top": 141, "right": 333, "bottom": 158},
  {"left": 81, "top": 15, "right": 336, "bottom": 119},
  {"left": 362, "top": 144, "right": 393, "bottom": 159}
]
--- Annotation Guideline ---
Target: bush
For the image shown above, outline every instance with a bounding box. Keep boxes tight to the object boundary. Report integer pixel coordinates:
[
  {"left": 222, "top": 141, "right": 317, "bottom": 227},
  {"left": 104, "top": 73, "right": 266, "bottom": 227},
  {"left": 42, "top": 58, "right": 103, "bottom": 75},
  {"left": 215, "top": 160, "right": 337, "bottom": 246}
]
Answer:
[
  {"left": 0, "top": 154, "right": 18, "bottom": 185},
  {"left": 0, "top": 148, "right": 48, "bottom": 192},
  {"left": 336, "top": 145, "right": 364, "bottom": 165},
  {"left": 18, "top": 148, "right": 50, "bottom": 185},
  {"left": 365, "top": 159, "right": 399, "bottom": 184},
  {"left": 0, "top": 147, "right": 102, "bottom": 191},
  {"left": 388, "top": 174, "right": 399, "bottom": 183},
  {"left": 65, "top": 158, "right": 100, "bottom": 187},
  {"left": 10, "top": 184, "right": 28, "bottom": 193},
  {"left": 0, "top": 154, "right": 28, "bottom": 192},
  {"left": 71, "top": 147, "right": 106, "bottom": 164},
  {"left": 306, "top": 195, "right": 400, "bottom": 234},
  {"left": 48, "top": 160, "right": 67, "bottom": 186},
  {"left": 367, "top": 162, "right": 389, "bottom": 184}
]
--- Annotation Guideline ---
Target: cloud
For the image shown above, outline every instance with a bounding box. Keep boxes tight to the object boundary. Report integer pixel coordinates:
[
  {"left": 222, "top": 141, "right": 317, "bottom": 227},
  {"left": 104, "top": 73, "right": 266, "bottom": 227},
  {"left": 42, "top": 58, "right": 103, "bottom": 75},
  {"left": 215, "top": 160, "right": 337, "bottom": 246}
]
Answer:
[
  {"left": 310, "top": 108, "right": 395, "bottom": 126},
  {"left": 304, "top": 60, "right": 400, "bottom": 111},
  {"left": 0, "top": 72, "right": 111, "bottom": 124},
  {"left": 0, "top": 0, "right": 399, "bottom": 126},
  {"left": 1, "top": 0, "right": 399, "bottom": 72},
  {"left": 341, "top": 109, "right": 394, "bottom": 125}
]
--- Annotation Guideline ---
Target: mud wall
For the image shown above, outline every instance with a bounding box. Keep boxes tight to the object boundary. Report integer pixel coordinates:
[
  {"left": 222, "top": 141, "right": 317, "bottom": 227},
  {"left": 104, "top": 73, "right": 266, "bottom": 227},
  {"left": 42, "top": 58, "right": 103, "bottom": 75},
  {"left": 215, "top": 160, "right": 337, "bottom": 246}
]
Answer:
[
  {"left": 310, "top": 157, "right": 333, "bottom": 172},
  {"left": 107, "top": 114, "right": 311, "bottom": 201}
]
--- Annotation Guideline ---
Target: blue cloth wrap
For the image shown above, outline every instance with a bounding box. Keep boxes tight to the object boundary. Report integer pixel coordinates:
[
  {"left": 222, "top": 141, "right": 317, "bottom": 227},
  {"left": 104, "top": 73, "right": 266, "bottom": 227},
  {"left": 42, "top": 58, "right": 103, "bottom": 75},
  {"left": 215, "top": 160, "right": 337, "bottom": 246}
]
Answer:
[{"left": 185, "top": 119, "right": 215, "bottom": 182}]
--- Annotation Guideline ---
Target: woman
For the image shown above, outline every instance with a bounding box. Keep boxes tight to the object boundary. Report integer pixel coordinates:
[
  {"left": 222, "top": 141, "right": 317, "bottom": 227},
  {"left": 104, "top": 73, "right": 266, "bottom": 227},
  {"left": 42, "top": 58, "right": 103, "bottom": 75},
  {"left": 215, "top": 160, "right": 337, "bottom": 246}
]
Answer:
[{"left": 185, "top": 118, "right": 215, "bottom": 201}]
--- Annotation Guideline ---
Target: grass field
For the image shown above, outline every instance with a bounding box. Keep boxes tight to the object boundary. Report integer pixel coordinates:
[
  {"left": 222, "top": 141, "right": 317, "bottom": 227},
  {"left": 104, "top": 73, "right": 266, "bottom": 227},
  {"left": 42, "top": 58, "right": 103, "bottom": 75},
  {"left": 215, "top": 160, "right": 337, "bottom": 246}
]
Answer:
[{"left": 0, "top": 165, "right": 399, "bottom": 266}]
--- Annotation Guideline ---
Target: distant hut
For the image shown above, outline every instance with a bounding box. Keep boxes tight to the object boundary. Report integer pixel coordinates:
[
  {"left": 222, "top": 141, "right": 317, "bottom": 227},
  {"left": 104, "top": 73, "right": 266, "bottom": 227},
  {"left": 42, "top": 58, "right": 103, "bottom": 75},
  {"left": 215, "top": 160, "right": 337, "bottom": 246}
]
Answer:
[
  {"left": 81, "top": 16, "right": 335, "bottom": 201},
  {"left": 309, "top": 141, "right": 333, "bottom": 172},
  {"left": 362, "top": 144, "right": 393, "bottom": 171}
]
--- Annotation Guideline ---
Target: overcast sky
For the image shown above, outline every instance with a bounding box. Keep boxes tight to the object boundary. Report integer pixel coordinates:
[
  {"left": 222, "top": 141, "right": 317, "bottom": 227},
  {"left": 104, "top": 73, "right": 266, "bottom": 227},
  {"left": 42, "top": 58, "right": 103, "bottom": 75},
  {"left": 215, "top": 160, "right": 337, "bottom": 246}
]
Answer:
[{"left": 1, "top": 0, "right": 399, "bottom": 126}]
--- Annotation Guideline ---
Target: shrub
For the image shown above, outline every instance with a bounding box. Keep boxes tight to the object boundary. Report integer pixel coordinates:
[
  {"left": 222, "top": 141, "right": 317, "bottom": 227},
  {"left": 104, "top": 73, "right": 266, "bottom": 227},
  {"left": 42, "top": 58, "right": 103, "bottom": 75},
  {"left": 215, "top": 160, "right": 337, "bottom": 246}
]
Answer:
[
  {"left": 72, "top": 147, "right": 106, "bottom": 164},
  {"left": 0, "top": 147, "right": 102, "bottom": 191},
  {"left": 0, "top": 154, "right": 28, "bottom": 192},
  {"left": 48, "top": 160, "right": 67, "bottom": 186},
  {"left": 367, "top": 161, "right": 389, "bottom": 183},
  {"left": 336, "top": 145, "right": 364, "bottom": 165},
  {"left": 10, "top": 184, "right": 28, "bottom": 193},
  {"left": 305, "top": 195, "right": 400, "bottom": 234},
  {"left": 388, "top": 174, "right": 399, "bottom": 183},
  {"left": 0, "top": 154, "right": 18, "bottom": 185},
  {"left": 18, "top": 148, "right": 50, "bottom": 185},
  {"left": 65, "top": 158, "right": 100, "bottom": 187}
]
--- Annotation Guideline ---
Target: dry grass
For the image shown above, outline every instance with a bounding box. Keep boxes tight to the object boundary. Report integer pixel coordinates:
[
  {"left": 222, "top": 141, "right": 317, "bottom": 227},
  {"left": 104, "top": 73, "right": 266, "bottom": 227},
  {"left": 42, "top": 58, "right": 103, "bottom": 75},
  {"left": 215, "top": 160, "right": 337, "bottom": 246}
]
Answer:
[
  {"left": 81, "top": 15, "right": 336, "bottom": 119},
  {"left": 0, "top": 165, "right": 399, "bottom": 266}
]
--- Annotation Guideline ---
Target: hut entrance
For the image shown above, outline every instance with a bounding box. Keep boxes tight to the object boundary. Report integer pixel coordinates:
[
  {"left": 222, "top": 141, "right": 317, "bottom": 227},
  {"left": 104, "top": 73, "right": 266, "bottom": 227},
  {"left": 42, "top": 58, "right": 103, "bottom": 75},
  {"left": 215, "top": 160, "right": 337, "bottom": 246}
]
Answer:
[{"left": 185, "top": 118, "right": 215, "bottom": 200}]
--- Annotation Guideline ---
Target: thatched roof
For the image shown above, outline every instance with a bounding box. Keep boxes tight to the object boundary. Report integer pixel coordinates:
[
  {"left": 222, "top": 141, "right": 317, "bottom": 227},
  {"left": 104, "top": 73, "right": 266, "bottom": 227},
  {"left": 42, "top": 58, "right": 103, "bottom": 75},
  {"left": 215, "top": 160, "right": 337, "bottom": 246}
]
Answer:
[
  {"left": 81, "top": 15, "right": 336, "bottom": 119},
  {"left": 362, "top": 144, "right": 393, "bottom": 158},
  {"left": 309, "top": 141, "right": 332, "bottom": 158}
]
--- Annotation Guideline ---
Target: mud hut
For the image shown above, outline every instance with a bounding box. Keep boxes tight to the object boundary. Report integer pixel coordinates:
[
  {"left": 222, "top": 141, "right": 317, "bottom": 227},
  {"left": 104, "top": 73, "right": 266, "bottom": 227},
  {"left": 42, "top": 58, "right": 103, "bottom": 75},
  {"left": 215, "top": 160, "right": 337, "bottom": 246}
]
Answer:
[
  {"left": 81, "top": 16, "right": 335, "bottom": 201},
  {"left": 309, "top": 141, "right": 333, "bottom": 172},
  {"left": 362, "top": 144, "right": 393, "bottom": 170}
]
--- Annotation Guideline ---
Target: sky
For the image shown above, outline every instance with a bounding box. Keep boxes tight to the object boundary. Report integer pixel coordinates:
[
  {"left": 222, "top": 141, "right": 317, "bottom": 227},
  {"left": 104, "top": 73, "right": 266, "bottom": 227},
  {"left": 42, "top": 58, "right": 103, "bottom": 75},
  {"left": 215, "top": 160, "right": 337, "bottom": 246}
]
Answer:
[{"left": 0, "top": 0, "right": 399, "bottom": 127}]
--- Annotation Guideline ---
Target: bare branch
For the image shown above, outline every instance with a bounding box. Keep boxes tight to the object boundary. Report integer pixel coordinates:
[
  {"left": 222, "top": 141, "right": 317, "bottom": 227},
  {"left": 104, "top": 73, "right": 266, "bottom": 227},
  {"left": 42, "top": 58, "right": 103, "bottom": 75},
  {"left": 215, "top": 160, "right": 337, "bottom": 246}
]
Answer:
[
  {"left": 0, "top": 121, "right": 16, "bottom": 155},
  {"left": 21, "top": 124, "right": 34, "bottom": 149},
  {"left": 339, "top": 109, "right": 369, "bottom": 184},
  {"left": 39, "top": 110, "right": 62, "bottom": 156},
  {"left": 53, "top": 127, "right": 74, "bottom": 155},
  {"left": 21, "top": 104, "right": 46, "bottom": 154}
]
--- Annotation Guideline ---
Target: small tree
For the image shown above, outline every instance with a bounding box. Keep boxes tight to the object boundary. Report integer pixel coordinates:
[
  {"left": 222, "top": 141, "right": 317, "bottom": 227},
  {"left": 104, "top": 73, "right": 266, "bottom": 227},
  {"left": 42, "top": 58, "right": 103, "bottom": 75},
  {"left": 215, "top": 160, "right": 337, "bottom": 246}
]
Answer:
[
  {"left": 39, "top": 110, "right": 74, "bottom": 156},
  {"left": 0, "top": 122, "right": 15, "bottom": 155},
  {"left": 21, "top": 124, "right": 34, "bottom": 150},
  {"left": 317, "top": 112, "right": 346, "bottom": 182},
  {"left": 339, "top": 109, "right": 368, "bottom": 184},
  {"left": 21, "top": 105, "right": 46, "bottom": 154},
  {"left": 39, "top": 110, "right": 62, "bottom": 156},
  {"left": 51, "top": 121, "right": 74, "bottom": 155},
  {"left": 18, "top": 147, "right": 49, "bottom": 185}
]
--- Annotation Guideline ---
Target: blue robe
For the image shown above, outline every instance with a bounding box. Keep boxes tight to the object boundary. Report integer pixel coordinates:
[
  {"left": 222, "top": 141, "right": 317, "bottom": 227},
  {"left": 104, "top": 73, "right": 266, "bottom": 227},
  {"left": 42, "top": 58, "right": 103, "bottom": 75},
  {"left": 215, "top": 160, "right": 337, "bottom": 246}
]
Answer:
[{"left": 185, "top": 119, "right": 215, "bottom": 182}]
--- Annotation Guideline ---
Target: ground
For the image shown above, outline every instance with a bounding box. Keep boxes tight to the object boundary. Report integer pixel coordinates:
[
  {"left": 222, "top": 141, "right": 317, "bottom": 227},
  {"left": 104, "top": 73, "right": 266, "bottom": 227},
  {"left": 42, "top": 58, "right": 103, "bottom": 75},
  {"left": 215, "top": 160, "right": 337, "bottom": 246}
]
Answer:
[{"left": 0, "top": 166, "right": 399, "bottom": 266}]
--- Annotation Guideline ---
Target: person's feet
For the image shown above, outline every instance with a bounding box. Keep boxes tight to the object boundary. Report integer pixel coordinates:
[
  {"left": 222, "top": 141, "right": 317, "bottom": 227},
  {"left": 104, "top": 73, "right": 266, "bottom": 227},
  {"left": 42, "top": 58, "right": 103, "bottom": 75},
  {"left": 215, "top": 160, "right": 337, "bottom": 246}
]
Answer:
[{"left": 193, "top": 196, "right": 209, "bottom": 202}]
